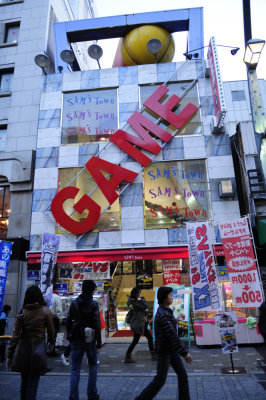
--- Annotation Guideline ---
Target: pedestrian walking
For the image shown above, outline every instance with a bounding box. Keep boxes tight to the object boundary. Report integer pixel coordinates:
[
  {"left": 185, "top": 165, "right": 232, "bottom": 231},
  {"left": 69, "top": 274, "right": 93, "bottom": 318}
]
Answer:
[
  {"left": 66, "top": 280, "right": 101, "bottom": 400},
  {"left": 6, "top": 286, "right": 55, "bottom": 400},
  {"left": 48, "top": 283, "right": 63, "bottom": 356},
  {"left": 124, "top": 287, "right": 156, "bottom": 363},
  {"left": 0, "top": 304, "right": 11, "bottom": 363},
  {"left": 135, "top": 286, "right": 192, "bottom": 400}
]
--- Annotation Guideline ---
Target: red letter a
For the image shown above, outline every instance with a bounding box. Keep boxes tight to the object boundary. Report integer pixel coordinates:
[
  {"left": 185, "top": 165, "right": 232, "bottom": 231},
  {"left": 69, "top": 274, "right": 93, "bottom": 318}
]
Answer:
[
  {"left": 144, "top": 85, "right": 198, "bottom": 129},
  {"left": 85, "top": 157, "right": 138, "bottom": 204}
]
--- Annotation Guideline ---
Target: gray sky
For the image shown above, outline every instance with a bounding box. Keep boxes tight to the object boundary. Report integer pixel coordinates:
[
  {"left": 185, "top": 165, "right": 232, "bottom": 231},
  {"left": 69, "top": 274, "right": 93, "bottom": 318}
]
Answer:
[{"left": 94, "top": 0, "right": 266, "bottom": 82}]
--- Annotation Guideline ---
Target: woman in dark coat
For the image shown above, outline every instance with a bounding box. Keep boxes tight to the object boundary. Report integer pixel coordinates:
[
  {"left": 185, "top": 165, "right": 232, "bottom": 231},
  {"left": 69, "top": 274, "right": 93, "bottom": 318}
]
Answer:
[
  {"left": 125, "top": 287, "right": 156, "bottom": 363},
  {"left": 7, "top": 286, "right": 55, "bottom": 400}
]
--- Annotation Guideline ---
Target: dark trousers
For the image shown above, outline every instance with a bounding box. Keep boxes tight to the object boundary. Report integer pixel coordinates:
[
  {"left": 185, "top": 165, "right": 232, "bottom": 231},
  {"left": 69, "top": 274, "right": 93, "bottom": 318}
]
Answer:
[
  {"left": 64, "top": 344, "right": 71, "bottom": 357},
  {"left": 50, "top": 316, "right": 60, "bottom": 354},
  {"left": 127, "top": 327, "right": 154, "bottom": 354},
  {"left": 135, "top": 352, "right": 190, "bottom": 400},
  {"left": 21, "top": 371, "right": 41, "bottom": 400}
]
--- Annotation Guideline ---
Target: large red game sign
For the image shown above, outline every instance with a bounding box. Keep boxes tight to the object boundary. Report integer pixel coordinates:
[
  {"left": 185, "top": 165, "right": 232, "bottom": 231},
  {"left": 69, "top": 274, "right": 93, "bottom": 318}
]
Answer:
[
  {"left": 51, "top": 85, "right": 198, "bottom": 234},
  {"left": 219, "top": 217, "right": 263, "bottom": 307}
]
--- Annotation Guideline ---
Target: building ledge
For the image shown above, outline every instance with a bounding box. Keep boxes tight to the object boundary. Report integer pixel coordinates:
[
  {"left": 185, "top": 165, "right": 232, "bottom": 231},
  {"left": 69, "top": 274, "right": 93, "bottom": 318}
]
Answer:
[
  {"left": 0, "top": 41, "right": 18, "bottom": 49},
  {"left": 0, "top": 91, "right": 11, "bottom": 98},
  {"left": 0, "top": 1, "right": 23, "bottom": 6}
]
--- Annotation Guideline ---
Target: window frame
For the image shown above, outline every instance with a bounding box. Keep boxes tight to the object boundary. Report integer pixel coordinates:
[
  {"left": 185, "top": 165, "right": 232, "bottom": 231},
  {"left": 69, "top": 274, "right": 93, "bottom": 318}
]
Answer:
[
  {"left": 231, "top": 90, "right": 246, "bottom": 102},
  {"left": 4, "top": 22, "right": 20, "bottom": 44},
  {"left": 0, "top": 68, "right": 14, "bottom": 96},
  {"left": 61, "top": 87, "right": 119, "bottom": 145}
]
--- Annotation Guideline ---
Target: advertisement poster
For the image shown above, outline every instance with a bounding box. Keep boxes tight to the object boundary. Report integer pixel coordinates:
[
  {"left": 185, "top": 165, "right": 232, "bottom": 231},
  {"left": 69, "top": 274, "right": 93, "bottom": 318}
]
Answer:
[
  {"left": 136, "top": 273, "right": 153, "bottom": 290},
  {"left": 219, "top": 217, "right": 263, "bottom": 307},
  {"left": 41, "top": 233, "right": 60, "bottom": 306},
  {"left": 215, "top": 312, "right": 238, "bottom": 354},
  {"left": 153, "top": 285, "right": 190, "bottom": 342},
  {"left": 163, "top": 260, "right": 181, "bottom": 285},
  {"left": 0, "top": 241, "right": 13, "bottom": 313},
  {"left": 123, "top": 261, "right": 132, "bottom": 274},
  {"left": 186, "top": 221, "right": 221, "bottom": 312},
  {"left": 59, "top": 261, "right": 110, "bottom": 281}
]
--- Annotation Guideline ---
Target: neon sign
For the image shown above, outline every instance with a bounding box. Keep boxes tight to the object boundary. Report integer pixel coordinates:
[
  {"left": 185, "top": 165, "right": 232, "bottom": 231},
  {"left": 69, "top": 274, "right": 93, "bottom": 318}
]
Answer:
[{"left": 51, "top": 85, "right": 198, "bottom": 234}]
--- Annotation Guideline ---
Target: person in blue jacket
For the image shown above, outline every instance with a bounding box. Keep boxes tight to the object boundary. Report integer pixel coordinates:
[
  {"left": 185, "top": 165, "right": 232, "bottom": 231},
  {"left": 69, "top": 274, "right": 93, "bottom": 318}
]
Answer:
[{"left": 135, "top": 286, "right": 192, "bottom": 400}]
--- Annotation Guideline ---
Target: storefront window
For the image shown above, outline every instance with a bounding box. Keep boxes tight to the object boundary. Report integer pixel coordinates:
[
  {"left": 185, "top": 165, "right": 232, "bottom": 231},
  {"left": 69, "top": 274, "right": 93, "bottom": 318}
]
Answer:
[
  {"left": 56, "top": 167, "right": 120, "bottom": 233},
  {"left": 143, "top": 160, "right": 211, "bottom": 229},
  {"left": 61, "top": 88, "right": 118, "bottom": 144},
  {"left": 140, "top": 82, "right": 201, "bottom": 136}
]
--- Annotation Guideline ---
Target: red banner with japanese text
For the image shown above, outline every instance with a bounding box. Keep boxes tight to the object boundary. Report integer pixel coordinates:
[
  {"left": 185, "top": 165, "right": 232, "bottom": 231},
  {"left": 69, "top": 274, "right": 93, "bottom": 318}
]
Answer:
[
  {"left": 162, "top": 260, "right": 181, "bottom": 285},
  {"left": 219, "top": 217, "right": 263, "bottom": 307}
]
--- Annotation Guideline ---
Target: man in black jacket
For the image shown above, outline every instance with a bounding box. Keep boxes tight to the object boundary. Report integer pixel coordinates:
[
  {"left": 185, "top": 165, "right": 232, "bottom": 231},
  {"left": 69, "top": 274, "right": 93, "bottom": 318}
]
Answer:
[
  {"left": 135, "top": 286, "right": 192, "bottom": 400},
  {"left": 67, "top": 280, "right": 101, "bottom": 400}
]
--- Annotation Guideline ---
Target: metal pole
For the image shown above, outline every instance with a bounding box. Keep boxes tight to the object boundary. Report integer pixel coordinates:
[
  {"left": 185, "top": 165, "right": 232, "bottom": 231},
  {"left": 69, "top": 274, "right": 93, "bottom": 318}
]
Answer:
[
  {"left": 230, "top": 353, "right": 235, "bottom": 373},
  {"left": 242, "top": 0, "right": 252, "bottom": 45}
]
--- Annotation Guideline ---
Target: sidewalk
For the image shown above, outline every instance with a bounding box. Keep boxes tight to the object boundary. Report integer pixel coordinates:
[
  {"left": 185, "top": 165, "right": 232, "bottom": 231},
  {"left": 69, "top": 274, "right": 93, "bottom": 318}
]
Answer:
[
  {"left": 0, "top": 371, "right": 266, "bottom": 399},
  {"left": 1, "top": 340, "right": 266, "bottom": 399}
]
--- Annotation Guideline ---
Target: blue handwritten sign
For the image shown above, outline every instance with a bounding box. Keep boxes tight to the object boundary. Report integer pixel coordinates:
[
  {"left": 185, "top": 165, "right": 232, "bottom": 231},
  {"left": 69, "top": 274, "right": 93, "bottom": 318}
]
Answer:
[
  {"left": 62, "top": 89, "right": 118, "bottom": 144},
  {"left": 0, "top": 241, "right": 13, "bottom": 313}
]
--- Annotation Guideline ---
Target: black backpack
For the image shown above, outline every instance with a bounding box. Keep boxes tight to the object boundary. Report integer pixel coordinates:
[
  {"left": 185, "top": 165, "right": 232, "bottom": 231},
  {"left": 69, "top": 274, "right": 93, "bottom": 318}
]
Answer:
[{"left": 68, "top": 300, "right": 86, "bottom": 341}]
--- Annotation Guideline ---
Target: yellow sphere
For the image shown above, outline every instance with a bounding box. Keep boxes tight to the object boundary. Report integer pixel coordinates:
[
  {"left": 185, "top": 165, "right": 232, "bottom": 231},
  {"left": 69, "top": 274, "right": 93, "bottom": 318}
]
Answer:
[{"left": 120, "top": 25, "right": 175, "bottom": 66}]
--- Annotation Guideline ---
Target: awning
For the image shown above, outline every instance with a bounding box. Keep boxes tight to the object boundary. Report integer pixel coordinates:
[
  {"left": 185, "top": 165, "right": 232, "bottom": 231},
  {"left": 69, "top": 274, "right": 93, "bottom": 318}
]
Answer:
[{"left": 27, "top": 245, "right": 224, "bottom": 264}]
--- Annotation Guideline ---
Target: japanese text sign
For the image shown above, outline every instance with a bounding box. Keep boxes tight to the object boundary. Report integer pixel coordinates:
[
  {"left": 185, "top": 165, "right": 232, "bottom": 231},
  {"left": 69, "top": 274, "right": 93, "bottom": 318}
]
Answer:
[
  {"left": 186, "top": 221, "right": 221, "bottom": 312},
  {"left": 219, "top": 217, "right": 263, "bottom": 307},
  {"left": 59, "top": 261, "right": 110, "bottom": 281},
  {"left": 162, "top": 260, "right": 181, "bottom": 285},
  {"left": 0, "top": 241, "right": 12, "bottom": 313}
]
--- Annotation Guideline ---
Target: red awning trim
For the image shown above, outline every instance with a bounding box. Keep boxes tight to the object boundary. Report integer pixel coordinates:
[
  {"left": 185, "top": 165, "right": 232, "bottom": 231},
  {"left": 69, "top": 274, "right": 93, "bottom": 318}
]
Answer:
[{"left": 27, "top": 245, "right": 224, "bottom": 264}]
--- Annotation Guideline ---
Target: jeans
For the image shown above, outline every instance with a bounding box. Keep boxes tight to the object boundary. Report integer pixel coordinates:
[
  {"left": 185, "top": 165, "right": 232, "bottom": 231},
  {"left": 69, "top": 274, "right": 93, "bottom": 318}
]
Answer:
[
  {"left": 127, "top": 327, "right": 154, "bottom": 354},
  {"left": 135, "top": 352, "right": 190, "bottom": 400},
  {"left": 21, "top": 371, "right": 41, "bottom": 400},
  {"left": 70, "top": 340, "right": 98, "bottom": 400}
]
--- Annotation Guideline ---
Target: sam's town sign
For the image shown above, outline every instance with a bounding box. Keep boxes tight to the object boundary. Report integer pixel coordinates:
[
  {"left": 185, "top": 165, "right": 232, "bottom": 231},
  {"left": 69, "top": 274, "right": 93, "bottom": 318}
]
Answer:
[{"left": 51, "top": 85, "right": 198, "bottom": 234}]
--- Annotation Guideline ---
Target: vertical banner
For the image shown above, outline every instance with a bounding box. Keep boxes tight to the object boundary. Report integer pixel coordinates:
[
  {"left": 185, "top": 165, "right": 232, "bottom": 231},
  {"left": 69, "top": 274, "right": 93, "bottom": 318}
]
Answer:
[
  {"left": 0, "top": 241, "right": 13, "bottom": 313},
  {"left": 162, "top": 260, "right": 181, "bottom": 285},
  {"left": 186, "top": 221, "right": 221, "bottom": 312},
  {"left": 215, "top": 312, "right": 238, "bottom": 354},
  {"left": 41, "top": 233, "right": 60, "bottom": 306},
  {"left": 219, "top": 217, "right": 263, "bottom": 307},
  {"left": 207, "top": 36, "right": 226, "bottom": 128}
]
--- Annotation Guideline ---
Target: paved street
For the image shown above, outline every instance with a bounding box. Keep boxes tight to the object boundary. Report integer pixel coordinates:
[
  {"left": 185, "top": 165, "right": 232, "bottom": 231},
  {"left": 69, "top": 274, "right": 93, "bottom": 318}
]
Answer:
[{"left": 0, "top": 341, "right": 266, "bottom": 399}]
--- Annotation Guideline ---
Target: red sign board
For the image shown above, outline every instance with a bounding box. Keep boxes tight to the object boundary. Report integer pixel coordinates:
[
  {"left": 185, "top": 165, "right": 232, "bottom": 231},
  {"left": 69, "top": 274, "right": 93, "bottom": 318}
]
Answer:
[
  {"left": 219, "top": 217, "right": 263, "bottom": 307},
  {"left": 51, "top": 85, "right": 198, "bottom": 234}
]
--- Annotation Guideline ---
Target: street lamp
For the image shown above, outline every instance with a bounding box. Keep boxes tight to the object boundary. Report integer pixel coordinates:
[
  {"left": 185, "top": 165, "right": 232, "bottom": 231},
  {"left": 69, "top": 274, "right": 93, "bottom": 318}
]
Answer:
[
  {"left": 244, "top": 38, "right": 265, "bottom": 69},
  {"left": 34, "top": 53, "right": 50, "bottom": 75}
]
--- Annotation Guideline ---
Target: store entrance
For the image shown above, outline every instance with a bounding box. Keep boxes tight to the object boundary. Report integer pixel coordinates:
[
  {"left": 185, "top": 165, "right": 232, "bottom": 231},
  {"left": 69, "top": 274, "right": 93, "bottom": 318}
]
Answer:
[{"left": 109, "top": 258, "right": 190, "bottom": 336}]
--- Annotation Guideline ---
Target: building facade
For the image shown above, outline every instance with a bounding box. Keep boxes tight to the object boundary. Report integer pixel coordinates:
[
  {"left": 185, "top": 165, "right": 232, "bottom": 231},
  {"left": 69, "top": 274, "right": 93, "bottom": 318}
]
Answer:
[{"left": 0, "top": 0, "right": 96, "bottom": 332}]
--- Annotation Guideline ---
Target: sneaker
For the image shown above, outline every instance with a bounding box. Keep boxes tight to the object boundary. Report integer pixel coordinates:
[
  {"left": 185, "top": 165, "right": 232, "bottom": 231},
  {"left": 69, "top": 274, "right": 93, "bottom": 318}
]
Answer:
[{"left": 61, "top": 353, "right": 70, "bottom": 366}]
